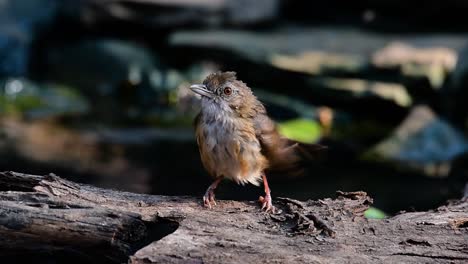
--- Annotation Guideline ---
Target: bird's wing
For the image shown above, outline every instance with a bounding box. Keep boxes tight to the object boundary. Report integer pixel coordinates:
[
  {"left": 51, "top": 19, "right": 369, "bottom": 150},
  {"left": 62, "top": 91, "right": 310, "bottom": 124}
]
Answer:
[{"left": 253, "top": 112, "right": 326, "bottom": 176}]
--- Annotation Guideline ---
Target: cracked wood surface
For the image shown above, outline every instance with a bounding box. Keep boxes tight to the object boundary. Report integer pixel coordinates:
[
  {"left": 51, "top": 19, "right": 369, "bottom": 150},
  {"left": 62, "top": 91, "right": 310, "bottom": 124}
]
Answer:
[{"left": 0, "top": 171, "right": 466, "bottom": 263}]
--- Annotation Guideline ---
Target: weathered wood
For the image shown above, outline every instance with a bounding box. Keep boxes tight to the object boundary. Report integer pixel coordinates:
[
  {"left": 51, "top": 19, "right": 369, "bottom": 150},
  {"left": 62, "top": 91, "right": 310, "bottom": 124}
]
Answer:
[{"left": 0, "top": 171, "right": 466, "bottom": 263}]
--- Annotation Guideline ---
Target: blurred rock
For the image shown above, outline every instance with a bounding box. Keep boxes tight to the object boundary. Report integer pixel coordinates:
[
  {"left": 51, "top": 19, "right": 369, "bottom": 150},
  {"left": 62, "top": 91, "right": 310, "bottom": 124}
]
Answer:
[
  {"left": 169, "top": 27, "right": 466, "bottom": 90},
  {"left": 271, "top": 52, "right": 366, "bottom": 76},
  {"left": 365, "top": 105, "right": 468, "bottom": 177},
  {"left": 0, "top": 0, "right": 58, "bottom": 76},
  {"left": 170, "top": 27, "right": 466, "bottom": 67},
  {"left": 0, "top": 78, "right": 89, "bottom": 118},
  {"left": 68, "top": 0, "right": 279, "bottom": 28},
  {"left": 308, "top": 77, "right": 412, "bottom": 108},
  {"left": 373, "top": 42, "right": 457, "bottom": 71},
  {"left": 170, "top": 27, "right": 383, "bottom": 66},
  {"left": 372, "top": 42, "right": 457, "bottom": 88},
  {"left": 170, "top": 27, "right": 466, "bottom": 122}
]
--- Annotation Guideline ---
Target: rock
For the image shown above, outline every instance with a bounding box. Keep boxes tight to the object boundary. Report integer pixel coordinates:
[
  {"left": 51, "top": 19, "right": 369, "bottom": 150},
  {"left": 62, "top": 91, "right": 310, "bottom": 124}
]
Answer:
[
  {"left": 170, "top": 27, "right": 466, "bottom": 71},
  {"left": 308, "top": 77, "right": 412, "bottom": 108},
  {"left": 271, "top": 51, "right": 367, "bottom": 76},
  {"left": 224, "top": 0, "right": 279, "bottom": 25},
  {"left": 365, "top": 105, "right": 468, "bottom": 177},
  {"left": 373, "top": 42, "right": 457, "bottom": 71},
  {"left": 169, "top": 27, "right": 383, "bottom": 66},
  {"left": 169, "top": 26, "right": 466, "bottom": 91},
  {"left": 66, "top": 0, "right": 279, "bottom": 28},
  {"left": 372, "top": 42, "right": 458, "bottom": 89}
]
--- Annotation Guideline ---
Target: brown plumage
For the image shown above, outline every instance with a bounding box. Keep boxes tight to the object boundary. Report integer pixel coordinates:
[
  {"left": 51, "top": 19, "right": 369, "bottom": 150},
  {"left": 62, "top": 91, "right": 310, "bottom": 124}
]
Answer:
[{"left": 191, "top": 71, "right": 325, "bottom": 212}]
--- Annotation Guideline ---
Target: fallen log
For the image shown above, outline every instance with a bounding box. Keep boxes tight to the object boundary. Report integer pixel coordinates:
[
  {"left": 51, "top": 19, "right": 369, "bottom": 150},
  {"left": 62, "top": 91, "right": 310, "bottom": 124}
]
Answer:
[{"left": 0, "top": 171, "right": 466, "bottom": 263}]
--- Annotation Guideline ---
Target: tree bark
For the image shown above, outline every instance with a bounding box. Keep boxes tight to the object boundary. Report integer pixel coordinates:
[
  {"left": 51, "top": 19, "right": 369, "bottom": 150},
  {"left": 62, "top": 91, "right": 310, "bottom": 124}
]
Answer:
[{"left": 0, "top": 171, "right": 466, "bottom": 263}]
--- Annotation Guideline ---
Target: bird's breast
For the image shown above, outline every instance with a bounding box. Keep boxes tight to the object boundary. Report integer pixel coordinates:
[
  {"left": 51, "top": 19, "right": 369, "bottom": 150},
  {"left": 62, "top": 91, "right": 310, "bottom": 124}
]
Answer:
[{"left": 195, "top": 115, "right": 268, "bottom": 185}]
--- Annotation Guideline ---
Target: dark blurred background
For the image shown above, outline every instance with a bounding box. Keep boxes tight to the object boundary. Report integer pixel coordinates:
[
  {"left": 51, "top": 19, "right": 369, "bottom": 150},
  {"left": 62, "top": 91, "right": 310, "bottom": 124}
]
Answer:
[{"left": 1, "top": 0, "right": 467, "bottom": 217}]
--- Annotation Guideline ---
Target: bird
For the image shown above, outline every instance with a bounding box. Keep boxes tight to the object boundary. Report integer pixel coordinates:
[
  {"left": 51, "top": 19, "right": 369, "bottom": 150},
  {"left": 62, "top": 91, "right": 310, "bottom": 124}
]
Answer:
[{"left": 190, "top": 71, "right": 325, "bottom": 212}]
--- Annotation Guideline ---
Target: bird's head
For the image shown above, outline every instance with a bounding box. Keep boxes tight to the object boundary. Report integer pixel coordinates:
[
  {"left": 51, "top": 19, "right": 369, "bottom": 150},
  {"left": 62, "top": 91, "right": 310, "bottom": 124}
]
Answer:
[{"left": 190, "top": 71, "right": 258, "bottom": 116}]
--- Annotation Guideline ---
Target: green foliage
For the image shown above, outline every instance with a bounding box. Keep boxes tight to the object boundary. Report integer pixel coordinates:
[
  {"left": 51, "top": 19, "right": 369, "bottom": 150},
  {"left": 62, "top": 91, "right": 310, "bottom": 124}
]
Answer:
[
  {"left": 278, "top": 118, "right": 322, "bottom": 143},
  {"left": 0, "top": 79, "right": 89, "bottom": 117},
  {"left": 364, "top": 207, "right": 387, "bottom": 219},
  {"left": 0, "top": 95, "right": 43, "bottom": 114}
]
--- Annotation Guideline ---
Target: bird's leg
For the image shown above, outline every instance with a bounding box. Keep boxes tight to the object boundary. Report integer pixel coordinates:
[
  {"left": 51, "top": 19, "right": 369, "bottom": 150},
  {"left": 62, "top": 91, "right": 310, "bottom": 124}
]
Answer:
[
  {"left": 259, "top": 173, "right": 275, "bottom": 213},
  {"left": 203, "top": 178, "right": 222, "bottom": 209}
]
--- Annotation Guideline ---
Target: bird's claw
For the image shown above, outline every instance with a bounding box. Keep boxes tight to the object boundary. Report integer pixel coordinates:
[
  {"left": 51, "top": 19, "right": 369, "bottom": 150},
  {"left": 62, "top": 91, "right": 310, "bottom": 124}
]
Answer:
[
  {"left": 203, "top": 190, "right": 217, "bottom": 209},
  {"left": 259, "top": 194, "right": 275, "bottom": 213}
]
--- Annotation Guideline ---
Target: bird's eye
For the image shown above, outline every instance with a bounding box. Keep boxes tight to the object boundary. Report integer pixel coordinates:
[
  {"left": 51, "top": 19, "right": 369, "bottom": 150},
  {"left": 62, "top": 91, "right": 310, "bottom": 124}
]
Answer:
[{"left": 223, "top": 87, "right": 233, "bottom": 96}]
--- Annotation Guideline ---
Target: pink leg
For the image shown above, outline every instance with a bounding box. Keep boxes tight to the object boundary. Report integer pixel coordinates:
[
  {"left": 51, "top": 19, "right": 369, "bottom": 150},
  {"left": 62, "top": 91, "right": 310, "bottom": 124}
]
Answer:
[
  {"left": 203, "top": 178, "right": 222, "bottom": 209},
  {"left": 259, "top": 173, "right": 275, "bottom": 213}
]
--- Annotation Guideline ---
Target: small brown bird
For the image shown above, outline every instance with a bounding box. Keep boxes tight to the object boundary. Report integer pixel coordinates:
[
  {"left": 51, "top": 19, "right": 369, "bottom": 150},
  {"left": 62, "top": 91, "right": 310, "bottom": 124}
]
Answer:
[{"left": 190, "top": 71, "right": 324, "bottom": 212}]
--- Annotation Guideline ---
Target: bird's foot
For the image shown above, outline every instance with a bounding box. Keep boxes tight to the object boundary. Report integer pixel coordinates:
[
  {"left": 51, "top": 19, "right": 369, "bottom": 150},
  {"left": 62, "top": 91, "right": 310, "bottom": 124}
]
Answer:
[
  {"left": 259, "top": 193, "right": 275, "bottom": 213},
  {"left": 203, "top": 189, "right": 217, "bottom": 209}
]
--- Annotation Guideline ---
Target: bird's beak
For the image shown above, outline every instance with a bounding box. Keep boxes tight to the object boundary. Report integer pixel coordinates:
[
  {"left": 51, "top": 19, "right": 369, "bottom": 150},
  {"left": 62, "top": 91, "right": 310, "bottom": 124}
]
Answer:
[{"left": 190, "top": 84, "right": 214, "bottom": 98}]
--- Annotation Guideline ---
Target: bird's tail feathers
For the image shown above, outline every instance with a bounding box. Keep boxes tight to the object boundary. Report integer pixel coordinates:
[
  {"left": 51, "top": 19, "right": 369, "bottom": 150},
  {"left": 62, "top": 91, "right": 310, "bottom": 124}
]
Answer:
[{"left": 266, "top": 139, "right": 327, "bottom": 178}]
